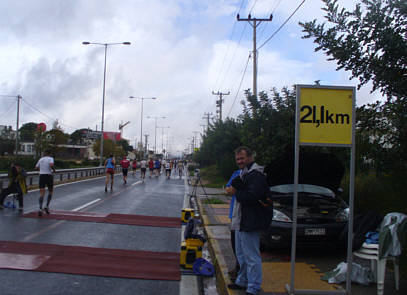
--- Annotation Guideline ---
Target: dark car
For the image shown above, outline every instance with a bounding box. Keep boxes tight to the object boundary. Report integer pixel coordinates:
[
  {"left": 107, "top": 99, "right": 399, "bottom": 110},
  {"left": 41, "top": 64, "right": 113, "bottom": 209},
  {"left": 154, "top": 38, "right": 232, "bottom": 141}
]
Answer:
[{"left": 261, "top": 152, "right": 349, "bottom": 248}]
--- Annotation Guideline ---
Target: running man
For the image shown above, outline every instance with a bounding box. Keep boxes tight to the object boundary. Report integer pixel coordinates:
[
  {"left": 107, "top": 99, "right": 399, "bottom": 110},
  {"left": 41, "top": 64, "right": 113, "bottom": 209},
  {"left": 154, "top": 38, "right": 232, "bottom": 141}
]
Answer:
[
  {"left": 165, "top": 161, "right": 171, "bottom": 179},
  {"left": 132, "top": 159, "right": 137, "bottom": 177},
  {"left": 35, "top": 149, "right": 56, "bottom": 216},
  {"left": 148, "top": 158, "right": 154, "bottom": 178},
  {"left": 104, "top": 154, "right": 115, "bottom": 192},
  {"left": 120, "top": 156, "right": 130, "bottom": 184},
  {"left": 140, "top": 158, "right": 147, "bottom": 182},
  {"left": 154, "top": 158, "right": 160, "bottom": 177},
  {"left": 177, "top": 161, "right": 184, "bottom": 179}
]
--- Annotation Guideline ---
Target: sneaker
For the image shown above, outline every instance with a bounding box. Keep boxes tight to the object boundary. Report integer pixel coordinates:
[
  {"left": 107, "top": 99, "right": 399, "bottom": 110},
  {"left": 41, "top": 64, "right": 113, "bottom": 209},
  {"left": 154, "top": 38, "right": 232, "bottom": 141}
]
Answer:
[
  {"left": 38, "top": 210, "right": 43, "bottom": 217},
  {"left": 105, "top": 186, "right": 108, "bottom": 192},
  {"left": 44, "top": 207, "right": 50, "bottom": 214},
  {"left": 18, "top": 207, "right": 23, "bottom": 212},
  {"left": 227, "top": 283, "right": 246, "bottom": 290}
]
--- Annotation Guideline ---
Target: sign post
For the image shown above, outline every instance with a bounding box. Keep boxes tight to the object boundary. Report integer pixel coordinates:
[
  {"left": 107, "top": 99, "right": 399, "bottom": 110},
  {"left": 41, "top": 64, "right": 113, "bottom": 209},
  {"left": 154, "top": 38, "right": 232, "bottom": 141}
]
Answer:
[{"left": 286, "top": 85, "right": 356, "bottom": 295}]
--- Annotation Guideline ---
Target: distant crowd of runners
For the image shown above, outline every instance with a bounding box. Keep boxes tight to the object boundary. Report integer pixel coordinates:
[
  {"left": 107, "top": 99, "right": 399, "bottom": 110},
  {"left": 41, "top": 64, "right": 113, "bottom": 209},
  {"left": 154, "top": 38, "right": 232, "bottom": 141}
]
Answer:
[
  {"left": 104, "top": 155, "right": 187, "bottom": 189},
  {"left": 0, "top": 152, "right": 187, "bottom": 217}
]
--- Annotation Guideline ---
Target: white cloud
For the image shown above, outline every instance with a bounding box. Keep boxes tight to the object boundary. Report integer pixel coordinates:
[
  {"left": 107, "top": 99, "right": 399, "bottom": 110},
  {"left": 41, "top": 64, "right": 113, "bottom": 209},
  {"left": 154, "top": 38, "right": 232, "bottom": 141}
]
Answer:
[{"left": 0, "top": 0, "right": 387, "bottom": 155}]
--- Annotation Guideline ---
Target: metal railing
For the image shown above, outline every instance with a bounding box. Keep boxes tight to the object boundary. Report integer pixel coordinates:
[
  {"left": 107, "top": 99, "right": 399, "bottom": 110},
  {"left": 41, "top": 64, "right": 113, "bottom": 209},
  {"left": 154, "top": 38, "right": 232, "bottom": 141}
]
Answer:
[{"left": 0, "top": 166, "right": 122, "bottom": 190}]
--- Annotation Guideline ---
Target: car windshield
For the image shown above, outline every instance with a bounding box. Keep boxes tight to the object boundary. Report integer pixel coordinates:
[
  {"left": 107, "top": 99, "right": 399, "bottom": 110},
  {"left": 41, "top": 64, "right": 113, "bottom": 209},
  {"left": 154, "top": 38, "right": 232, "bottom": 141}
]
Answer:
[{"left": 270, "top": 184, "right": 335, "bottom": 198}]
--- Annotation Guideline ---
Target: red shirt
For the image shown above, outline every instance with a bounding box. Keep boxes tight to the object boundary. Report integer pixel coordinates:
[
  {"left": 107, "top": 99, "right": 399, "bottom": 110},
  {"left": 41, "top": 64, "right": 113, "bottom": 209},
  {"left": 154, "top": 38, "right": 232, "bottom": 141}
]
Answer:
[
  {"left": 148, "top": 160, "right": 154, "bottom": 169},
  {"left": 120, "top": 159, "right": 130, "bottom": 168}
]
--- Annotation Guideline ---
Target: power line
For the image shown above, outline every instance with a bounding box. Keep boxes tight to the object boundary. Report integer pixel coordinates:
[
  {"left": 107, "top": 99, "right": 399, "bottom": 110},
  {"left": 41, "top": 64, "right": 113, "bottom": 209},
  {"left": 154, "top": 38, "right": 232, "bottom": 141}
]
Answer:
[
  {"left": 0, "top": 100, "right": 16, "bottom": 121},
  {"left": 226, "top": 53, "right": 251, "bottom": 118},
  {"left": 212, "top": 0, "right": 246, "bottom": 91},
  {"left": 257, "top": 0, "right": 306, "bottom": 50},
  {"left": 21, "top": 98, "right": 80, "bottom": 132}
]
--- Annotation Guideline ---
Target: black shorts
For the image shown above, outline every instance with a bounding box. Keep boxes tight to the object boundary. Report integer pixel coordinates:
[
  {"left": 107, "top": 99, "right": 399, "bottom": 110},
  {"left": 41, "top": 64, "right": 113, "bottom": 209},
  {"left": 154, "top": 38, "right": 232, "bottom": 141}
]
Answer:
[
  {"left": 149, "top": 168, "right": 154, "bottom": 172},
  {"left": 122, "top": 168, "right": 128, "bottom": 176},
  {"left": 141, "top": 168, "right": 147, "bottom": 173},
  {"left": 39, "top": 174, "right": 54, "bottom": 190}
]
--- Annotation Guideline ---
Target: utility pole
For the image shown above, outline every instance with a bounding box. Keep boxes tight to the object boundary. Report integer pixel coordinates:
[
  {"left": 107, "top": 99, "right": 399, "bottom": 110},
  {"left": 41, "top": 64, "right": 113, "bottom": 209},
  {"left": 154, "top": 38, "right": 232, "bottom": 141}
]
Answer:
[
  {"left": 200, "top": 124, "right": 206, "bottom": 135},
  {"left": 212, "top": 91, "right": 230, "bottom": 122},
  {"left": 237, "top": 13, "right": 273, "bottom": 98},
  {"left": 202, "top": 112, "right": 213, "bottom": 131},
  {"left": 144, "top": 134, "right": 149, "bottom": 155}
]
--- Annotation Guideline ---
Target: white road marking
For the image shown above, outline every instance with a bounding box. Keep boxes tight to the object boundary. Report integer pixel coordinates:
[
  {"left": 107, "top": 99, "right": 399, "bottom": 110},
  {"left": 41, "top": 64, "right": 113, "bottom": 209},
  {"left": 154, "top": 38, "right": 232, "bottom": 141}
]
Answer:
[
  {"left": 72, "top": 199, "right": 101, "bottom": 212},
  {"left": 131, "top": 181, "right": 142, "bottom": 186}
]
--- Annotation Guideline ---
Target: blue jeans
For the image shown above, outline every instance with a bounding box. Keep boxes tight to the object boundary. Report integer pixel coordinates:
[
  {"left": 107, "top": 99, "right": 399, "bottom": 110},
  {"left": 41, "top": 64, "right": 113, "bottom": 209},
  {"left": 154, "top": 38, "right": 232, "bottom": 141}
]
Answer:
[{"left": 235, "top": 230, "right": 262, "bottom": 294}]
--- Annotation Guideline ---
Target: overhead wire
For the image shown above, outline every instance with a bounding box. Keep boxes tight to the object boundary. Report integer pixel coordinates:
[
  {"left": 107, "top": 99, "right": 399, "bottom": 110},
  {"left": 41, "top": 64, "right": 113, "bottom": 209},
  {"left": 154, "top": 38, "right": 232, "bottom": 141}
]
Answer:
[
  {"left": 257, "top": 0, "right": 306, "bottom": 50},
  {"left": 226, "top": 53, "right": 251, "bottom": 118},
  {"left": 21, "top": 98, "right": 80, "bottom": 132},
  {"left": 0, "top": 100, "right": 16, "bottom": 122}
]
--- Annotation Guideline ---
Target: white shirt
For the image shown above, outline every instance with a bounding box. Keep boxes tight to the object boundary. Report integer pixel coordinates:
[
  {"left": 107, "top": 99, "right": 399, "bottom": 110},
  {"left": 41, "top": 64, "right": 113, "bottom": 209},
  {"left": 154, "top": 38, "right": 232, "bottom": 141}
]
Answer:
[
  {"left": 35, "top": 156, "right": 54, "bottom": 174},
  {"left": 140, "top": 160, "right": 147, "bottom": 168}
]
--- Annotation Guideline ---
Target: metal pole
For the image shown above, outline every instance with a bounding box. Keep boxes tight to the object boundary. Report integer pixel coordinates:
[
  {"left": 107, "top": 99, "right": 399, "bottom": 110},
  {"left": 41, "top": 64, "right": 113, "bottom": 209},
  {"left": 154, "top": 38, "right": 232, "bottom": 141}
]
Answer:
[
  {"left": 141, "top": 98, "right": 144, "bottom": 153},
  {"left": 253, "top": 19, "right": 257, "bottom": 98},
  {"left": 154, "top": 117, "right": 157, "bottom": 155},
  {"left": 99, "top": 44, "right": 107, "bottom": 166},
  {"left": 15, "top": 95, "right": 21, "bottom": 156}
]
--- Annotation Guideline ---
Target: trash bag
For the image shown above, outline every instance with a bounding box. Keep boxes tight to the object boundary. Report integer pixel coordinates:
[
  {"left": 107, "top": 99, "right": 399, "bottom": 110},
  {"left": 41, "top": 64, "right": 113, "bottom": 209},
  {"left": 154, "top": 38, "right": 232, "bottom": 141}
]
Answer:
[{"left": 322, "top": 262, "right": 373, "bottom": 286}]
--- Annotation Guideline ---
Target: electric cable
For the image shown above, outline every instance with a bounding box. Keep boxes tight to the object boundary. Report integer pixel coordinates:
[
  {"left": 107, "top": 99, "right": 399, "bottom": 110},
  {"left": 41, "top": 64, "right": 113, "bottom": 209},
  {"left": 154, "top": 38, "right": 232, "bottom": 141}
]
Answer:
[
  {"left": 226, "top": 53, "right": 251, "bottom": 118},
  {"left": 0, "top": 100, "right": 16, "bottom": 122},
  {"left": 21, "top": 98, "right": 80, "bottom": 131},
  {"left": 257, "top": 0, "right": 306, "bottom": 50}
]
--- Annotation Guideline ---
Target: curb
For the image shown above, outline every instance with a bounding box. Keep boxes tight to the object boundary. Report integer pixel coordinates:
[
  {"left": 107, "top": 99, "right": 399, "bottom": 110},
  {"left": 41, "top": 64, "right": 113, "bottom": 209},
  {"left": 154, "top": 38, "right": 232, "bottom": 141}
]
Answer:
[{"left": 196, "top": 197, "right": 237, "bottom": 295}]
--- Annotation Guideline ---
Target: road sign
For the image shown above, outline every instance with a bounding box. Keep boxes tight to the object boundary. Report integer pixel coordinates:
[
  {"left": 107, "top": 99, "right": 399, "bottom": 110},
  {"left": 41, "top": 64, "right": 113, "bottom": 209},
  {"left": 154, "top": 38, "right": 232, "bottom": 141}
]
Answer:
[{"left": 299, "top": 87, "right": 354, "bottom": 146}]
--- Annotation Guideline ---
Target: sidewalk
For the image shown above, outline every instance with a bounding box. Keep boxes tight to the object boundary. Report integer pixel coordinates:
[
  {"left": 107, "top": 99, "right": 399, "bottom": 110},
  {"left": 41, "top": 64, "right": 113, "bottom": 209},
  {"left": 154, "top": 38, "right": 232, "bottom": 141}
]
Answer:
[{"left": 193, "top": 185, "right": 405, "bottom": 295}]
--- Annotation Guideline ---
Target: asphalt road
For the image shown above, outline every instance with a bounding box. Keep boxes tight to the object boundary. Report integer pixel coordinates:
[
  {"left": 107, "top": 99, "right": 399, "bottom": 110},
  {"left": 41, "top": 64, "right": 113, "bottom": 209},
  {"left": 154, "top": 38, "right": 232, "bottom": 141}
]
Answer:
[{"left": 0, "top": 171, "right": 186, "bottom": 295}]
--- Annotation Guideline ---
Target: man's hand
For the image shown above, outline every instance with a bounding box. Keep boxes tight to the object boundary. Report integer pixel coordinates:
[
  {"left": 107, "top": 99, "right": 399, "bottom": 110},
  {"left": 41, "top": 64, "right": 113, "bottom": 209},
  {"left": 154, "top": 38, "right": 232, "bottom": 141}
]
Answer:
[{"left": 225, "top": 186, "right": 236, "bottom": 196}]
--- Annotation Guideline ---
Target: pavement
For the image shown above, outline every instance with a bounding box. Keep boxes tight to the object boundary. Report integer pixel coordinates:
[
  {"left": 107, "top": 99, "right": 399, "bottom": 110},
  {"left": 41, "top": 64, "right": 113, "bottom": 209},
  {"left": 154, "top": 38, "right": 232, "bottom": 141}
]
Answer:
[{"left": 192, "top": 185, "right": 405, "bottom": 295}]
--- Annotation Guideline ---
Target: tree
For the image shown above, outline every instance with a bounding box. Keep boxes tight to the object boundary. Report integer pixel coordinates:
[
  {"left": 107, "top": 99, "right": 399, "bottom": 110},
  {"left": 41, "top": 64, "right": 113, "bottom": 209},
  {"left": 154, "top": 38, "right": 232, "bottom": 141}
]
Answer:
[
  {"left": 70, "top": 129, "right": 87, "bottom": 145},
  {"left": 19, "top": 122, "right": 38, "bottom": 142},
  {"left": 300, "top": 0, "right": 407, "bottom": 174},
  {"left": 299, "top": 0, "right": 407, "bottom": 98},
  {"left": 92, "top": 139, "right": 125, "bottom": 159}
]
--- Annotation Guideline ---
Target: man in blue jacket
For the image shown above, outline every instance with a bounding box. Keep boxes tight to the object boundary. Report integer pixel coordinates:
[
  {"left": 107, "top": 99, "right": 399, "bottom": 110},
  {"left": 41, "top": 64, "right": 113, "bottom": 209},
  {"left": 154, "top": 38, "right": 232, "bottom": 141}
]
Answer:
[{"left": 226, "top": 146, "right": 272, "bottom": 295}]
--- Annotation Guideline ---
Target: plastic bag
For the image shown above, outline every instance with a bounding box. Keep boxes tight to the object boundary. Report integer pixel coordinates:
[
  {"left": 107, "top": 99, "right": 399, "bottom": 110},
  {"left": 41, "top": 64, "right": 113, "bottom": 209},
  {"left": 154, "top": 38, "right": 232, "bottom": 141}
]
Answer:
[{"left": 322, "top": 262, "right": 372, "bottom": 286}]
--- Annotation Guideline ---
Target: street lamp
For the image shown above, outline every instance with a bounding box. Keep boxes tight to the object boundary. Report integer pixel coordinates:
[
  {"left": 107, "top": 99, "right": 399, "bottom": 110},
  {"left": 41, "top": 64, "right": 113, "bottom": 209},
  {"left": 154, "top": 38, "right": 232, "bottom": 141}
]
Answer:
[
  {"left": 129, "top": 96, "right": 156, "bottom": 154},
  {"left": 82, "top": 41, "right": 131, "bottom": 166},
  {"left": 147, "top": 116, "right": 166, "bottom": 155},
  {"left": 158, "top": 126, "right": 170, "bottom": 153}
]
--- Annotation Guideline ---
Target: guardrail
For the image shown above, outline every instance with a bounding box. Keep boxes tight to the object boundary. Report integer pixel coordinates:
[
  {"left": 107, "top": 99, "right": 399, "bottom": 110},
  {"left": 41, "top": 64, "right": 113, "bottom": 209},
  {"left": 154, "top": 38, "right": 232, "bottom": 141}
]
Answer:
[{"left": 0, "top": 166, "right": 122, "bottom": 190}]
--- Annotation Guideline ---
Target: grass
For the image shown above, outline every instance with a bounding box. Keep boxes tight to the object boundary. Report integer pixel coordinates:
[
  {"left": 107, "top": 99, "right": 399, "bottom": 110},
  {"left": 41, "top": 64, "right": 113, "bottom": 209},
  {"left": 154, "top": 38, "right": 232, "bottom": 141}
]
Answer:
[
  {"left": 201, "top": 197, "right": 227, "bottom": 204},
  {"left": 198, "top": 165, "right": 228, "bottom": 188}
]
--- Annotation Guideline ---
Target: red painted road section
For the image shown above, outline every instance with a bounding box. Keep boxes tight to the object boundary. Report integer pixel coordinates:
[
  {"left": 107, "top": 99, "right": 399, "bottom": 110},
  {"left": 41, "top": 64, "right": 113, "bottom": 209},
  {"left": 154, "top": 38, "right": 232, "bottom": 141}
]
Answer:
[
  {"left": 23, "top": 210, "right": 181, "bottom": 228},
  {"left": 0, "top": 240, "right": 180, "bottom": 281}
]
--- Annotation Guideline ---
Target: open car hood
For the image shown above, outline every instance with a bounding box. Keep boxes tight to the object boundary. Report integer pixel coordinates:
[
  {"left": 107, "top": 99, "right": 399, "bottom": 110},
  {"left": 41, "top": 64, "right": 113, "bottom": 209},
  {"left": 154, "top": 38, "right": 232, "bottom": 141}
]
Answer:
[
  {"left": 264, "top": 152, "right": 344, "bottom": 192},
  {"left": 270, "top": 184, "right": 335, "bottom": 198}
]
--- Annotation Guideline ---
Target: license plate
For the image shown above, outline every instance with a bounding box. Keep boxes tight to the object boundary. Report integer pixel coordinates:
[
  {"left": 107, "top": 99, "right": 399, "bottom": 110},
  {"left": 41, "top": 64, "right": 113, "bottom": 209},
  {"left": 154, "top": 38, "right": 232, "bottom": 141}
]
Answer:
[{"left": 305, "top": 228, "right": 326, "bottom": 236}]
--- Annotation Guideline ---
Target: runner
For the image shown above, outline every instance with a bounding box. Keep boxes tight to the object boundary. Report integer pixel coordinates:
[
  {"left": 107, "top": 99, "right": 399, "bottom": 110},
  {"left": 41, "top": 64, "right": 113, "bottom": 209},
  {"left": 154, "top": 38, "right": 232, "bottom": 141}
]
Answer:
[
  {"left": 161, "top": 159, "right": 166, "bottom": 175},
  {"left": 154, "top": 158, "right": 160, "bottom": 177},
  {"left": 178, "top": 161, "right": 184, "bottom": 179},
  {"left": 148, "top": 158, "right": 154, "bottom": 178},
  {"left": 35, "top": 149, "right": 56, "bottom": 216},
  {"left": 140, "top": 158, "right": 147, "bottom": 182},
  {"left": 120, "top": 156, "right": 130, "bottom": 184},
  {"left": 165, "top": 161, "right": 171, "bottom": 179},
  {"left": 132, "top": 159, "right": 137, "bottom": 177},
  {"left": 104, "top": 154, "right": 115, "bottom": 192}
]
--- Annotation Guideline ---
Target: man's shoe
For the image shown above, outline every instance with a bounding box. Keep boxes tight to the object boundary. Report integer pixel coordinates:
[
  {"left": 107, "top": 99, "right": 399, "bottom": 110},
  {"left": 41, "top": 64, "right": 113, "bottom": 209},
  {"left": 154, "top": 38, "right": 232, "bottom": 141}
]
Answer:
[
  {"left": 44, "top": 207, "right": 50, "bottom": 214},
  {"left": 227, "top": 283, "right": 246, "bottom": 290},
  {"left": 38, "top": 210, "right": 43, "bottom": 217},
  {"left": 105, "top": 186, "right": 108, "bottom": 192}
]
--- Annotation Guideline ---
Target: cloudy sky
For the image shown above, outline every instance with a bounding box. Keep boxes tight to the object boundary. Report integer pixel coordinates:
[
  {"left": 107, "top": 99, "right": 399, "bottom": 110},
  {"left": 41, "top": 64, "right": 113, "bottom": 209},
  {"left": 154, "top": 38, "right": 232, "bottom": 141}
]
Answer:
[{"left": 0, "top": 0, "right": 383, "bottom": 156}]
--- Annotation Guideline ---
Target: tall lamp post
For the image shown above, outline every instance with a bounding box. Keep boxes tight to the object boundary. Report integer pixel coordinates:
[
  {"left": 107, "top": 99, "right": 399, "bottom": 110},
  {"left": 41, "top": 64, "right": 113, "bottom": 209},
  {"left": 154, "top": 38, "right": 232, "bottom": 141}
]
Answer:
[
  {"left": 82, "top": 41, "right": 131, "bottom": 166},
  {"left": 147, "top": 116, "right": 166, "bottom": 155},
  {"left": 129, "top": 96, "right": 156, "bottom": 154},
  {"left": 0, "top": 94, "right": 21, "bottom": 156},
  {"left": 158, "top": 126, "right": 170, "bottom": 153}
]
